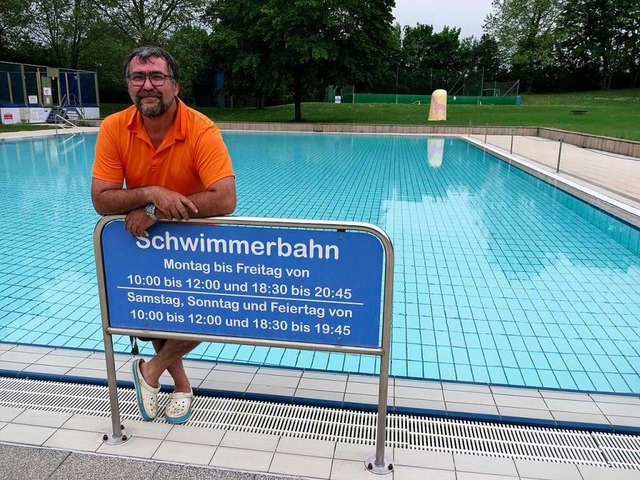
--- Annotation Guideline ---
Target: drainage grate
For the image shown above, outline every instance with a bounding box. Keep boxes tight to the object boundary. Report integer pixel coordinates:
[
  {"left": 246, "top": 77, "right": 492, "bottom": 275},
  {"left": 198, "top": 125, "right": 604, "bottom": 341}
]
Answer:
[
  {"left": 0, "top": 377, "right": 638, "bottom": 470},
  {"left": 593, "top": 432, "right": 640, "bottom": 470}
]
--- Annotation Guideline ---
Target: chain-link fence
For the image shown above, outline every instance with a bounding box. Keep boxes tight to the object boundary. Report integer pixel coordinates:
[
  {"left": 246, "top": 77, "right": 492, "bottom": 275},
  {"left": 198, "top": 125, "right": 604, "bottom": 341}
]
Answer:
[{"left": 326, "top": 69, "right": 520, "bottom": 105}]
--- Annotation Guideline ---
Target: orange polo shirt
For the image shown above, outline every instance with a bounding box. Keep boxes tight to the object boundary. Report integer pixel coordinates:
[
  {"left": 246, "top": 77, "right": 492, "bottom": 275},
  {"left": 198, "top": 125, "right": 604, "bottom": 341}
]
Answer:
[{"left": 93, "top": 100, "right": 234, "bottom": 195}]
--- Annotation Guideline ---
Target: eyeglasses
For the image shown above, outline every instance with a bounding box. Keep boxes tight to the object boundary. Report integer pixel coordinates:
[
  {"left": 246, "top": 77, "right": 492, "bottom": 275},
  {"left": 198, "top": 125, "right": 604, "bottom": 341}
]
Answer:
[{"left": 126, "top": 72, "right": 173, "bottom": 87}]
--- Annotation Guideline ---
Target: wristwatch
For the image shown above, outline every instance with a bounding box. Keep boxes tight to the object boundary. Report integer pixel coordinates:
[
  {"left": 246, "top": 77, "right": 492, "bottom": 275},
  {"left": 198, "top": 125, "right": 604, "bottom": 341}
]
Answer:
[{"left": 145, "top": 203, "right": 158, "bottom": 221}]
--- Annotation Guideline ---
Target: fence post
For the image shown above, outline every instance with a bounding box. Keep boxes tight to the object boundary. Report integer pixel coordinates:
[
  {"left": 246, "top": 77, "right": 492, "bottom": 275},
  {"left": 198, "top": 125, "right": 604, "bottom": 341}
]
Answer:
[
  {"left": 556, "top": 138, "right": 564, "bottom": 173},
  {"left": 510, "top": 129, "right": 515, "bottom": 154},
  {"left": 484, "top": 124, "right": 488, "bottom": 143},
  {"left": 468, "top": 120, "right": 472, "bottom": 138}
]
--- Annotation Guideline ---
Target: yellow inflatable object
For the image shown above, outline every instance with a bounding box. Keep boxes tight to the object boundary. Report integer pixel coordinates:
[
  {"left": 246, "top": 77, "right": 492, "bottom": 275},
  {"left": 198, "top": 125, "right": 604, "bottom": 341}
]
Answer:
[{"left": 428, "top": 89, "right": 447, "bottom": 121}]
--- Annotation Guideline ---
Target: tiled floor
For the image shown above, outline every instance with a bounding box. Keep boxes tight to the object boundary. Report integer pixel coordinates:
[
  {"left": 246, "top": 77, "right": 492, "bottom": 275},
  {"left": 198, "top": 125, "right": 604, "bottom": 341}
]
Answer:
[
  {"left": 3, "top": 131, "right": 640, "bottom": 393},
  {"left": 1, "top": 129, "right": 639, "bottom": 479},
  {"left": 2, "top": 405, "right": 640, "bottom": 479},
  {"left": 472, "top": 134, "right": 640, "bottom": 204},
  {"left": 0, "top": 442, "right": 297, "bottom": 479},
  {"left": 1, "top": 343, "right": 640, "bottom": 479},
  {"left": 2, "top": 343, "right": 640, "bottom": 433}
]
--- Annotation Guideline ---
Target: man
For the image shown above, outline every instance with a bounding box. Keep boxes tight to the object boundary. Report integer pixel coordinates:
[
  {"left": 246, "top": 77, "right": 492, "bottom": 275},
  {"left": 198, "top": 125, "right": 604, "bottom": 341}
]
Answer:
[{"left": 91, "top": 46, "right": 236, "bottom": 424}]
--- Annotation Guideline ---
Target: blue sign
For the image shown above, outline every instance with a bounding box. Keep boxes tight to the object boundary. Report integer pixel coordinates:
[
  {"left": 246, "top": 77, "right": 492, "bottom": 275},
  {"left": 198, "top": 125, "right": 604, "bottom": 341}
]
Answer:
[{"left": 100, "top": 220, "right": 384, "bottom": 348}]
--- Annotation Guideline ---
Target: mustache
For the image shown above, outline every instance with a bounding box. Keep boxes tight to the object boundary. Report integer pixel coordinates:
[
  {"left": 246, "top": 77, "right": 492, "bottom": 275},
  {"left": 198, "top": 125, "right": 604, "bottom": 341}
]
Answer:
[{"left": 138, "top": 91, "right": 162, "bottom": 98}]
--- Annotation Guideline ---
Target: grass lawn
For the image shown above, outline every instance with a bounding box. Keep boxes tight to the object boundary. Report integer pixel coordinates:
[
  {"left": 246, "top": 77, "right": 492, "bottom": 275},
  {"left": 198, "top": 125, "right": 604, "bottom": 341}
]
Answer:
[
  {"left": 3, "top": 89, "right": 639, "bottom": 141},
  {"left": 0, "top": 124, "right": 56, "bottom": 133}
]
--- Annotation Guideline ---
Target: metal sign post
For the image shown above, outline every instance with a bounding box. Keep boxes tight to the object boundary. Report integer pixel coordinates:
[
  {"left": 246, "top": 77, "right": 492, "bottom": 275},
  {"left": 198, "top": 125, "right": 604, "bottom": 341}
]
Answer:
[{"left": 94, "top": 216, "right": 394, "bottom": 473}]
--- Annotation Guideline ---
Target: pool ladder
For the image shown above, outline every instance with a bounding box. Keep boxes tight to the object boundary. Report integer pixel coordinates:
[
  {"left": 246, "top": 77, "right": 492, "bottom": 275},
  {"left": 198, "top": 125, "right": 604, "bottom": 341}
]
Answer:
[{"left": 54, "top": 114, "right": 84, "bottom": 136}]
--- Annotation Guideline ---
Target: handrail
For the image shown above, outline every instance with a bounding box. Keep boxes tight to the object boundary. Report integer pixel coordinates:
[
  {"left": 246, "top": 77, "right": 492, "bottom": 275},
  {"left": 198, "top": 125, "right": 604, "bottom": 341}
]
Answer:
[
  {"left": 59, "top": 93, "right": 79, "bottom": 109},
  {"left": 54, "top": 114, "right": 83, "bottom": 135}
]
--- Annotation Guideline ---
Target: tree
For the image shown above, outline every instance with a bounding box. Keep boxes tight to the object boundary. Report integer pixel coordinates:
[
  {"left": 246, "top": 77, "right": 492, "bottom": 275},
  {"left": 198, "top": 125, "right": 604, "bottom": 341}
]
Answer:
[
  {"left": 559, "top": 0, "right": 640, "bottom": 89},
  {"left": 166, "top": 26, "right": 210, "bottom": 103},
  {"left": 400, "top": 24, "right": 468, "bottom": 93},
  {"left": 76, "top": 24, "right": 134, "bottom": 102},
  {"left": 207, "top": 0, "right": 396, "bottom": 121},
  {"left": 206, "top": 0, "right": 286, "bottom": 109},
  {"left": 366, "top": 22, "right": 404, "bottom": 94},
  {"left": 28, "top": 0, "right": 99, "bottom": 68},
  {"left": 470, "top": 34, "right": 503, "bottom": 79},
  {"left": 620, "top": 0, "right": 640, "bottom": 88},
  {"left": 89, "top": 0, "right": 205, "bottom": 45},
  {"left": 620, "top": 1, "right": 640, "bottom": 87},
  {"left": 0, "top": 0, "right": 31, "bottom": 60},
  {"left": 484, "top": 0, "right": 562, "bottom": 91}
]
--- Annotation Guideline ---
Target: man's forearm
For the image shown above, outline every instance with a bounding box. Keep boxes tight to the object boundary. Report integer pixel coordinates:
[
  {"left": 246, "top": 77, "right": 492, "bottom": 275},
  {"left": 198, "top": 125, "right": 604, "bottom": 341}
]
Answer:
[
  {"left": 92, "top": 177, "right": 235, "bottom": 219},
  {"left": 187, "top": 190, "right": 236, "bottom": 218},
  {"left": 93, "top": 186, "right": 154, "bottom": 215}
]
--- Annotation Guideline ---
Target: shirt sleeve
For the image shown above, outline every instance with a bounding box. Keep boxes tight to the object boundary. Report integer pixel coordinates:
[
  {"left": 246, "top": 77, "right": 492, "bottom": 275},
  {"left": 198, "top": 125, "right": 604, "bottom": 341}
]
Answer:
[
  {"left": 194, "top": 123, "right": 235, "bottom": 188},
  {"left": 92, "top": 116, "right": 126, "bottom": 184}
]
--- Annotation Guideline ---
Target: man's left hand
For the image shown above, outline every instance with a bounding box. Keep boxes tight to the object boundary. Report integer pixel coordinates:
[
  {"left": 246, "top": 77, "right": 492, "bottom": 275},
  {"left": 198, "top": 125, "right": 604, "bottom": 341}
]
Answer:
[{"left": 125, "top": 208, "right": 156, "bottom": 237}]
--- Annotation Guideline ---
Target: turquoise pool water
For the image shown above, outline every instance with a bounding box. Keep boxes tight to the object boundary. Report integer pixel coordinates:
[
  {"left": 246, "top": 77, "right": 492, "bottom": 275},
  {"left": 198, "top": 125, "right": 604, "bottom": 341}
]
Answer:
[{"left": 0, "top": 132, "right": 639, "bottom": 394}]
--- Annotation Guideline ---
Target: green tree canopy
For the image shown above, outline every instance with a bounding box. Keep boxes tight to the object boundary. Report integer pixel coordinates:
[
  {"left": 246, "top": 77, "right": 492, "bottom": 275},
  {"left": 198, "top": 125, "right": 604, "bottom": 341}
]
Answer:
[
  {"left": 0, "top": 0, "right": 32, "bottom": 60},
  {"left": 471, "top": 34, "right": 503, "bottom": 78},
  {"left": 207, "top": 0, "right": 396, "bottom": 120},
  {"left": 88, "top": 0, "right": 205, "bottom": 45},
  {"left": 398, "top": 24, "right": 487, "bottom": 94},
  {"left": 30, "top": 0, "right": 100, "bottom": 68},
  {"left": 166, "top": 26, "right": 210, "bottom": 102},
  {"left": 559, "top": 0, "right": 640, "bottom": 89},
  {"left": 484, "top": 0, "right": 562, "bottom": 91}
]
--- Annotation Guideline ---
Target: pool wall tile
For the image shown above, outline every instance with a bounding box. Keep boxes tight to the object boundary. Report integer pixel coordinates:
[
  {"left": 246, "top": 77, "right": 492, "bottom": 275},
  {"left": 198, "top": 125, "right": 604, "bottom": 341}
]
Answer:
[{"left": 1, "top": 132, "right": 638, "bottom": 398}]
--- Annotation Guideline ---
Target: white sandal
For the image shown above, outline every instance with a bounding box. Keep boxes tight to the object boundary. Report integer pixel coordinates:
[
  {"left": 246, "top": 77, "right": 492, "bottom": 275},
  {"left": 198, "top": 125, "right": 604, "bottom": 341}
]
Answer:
[
  {"left": 165, "top": 390, "right": 193, "bottom": 424},
  {"left": 132, "top": 358, "right": 160, "bottom": 421}
]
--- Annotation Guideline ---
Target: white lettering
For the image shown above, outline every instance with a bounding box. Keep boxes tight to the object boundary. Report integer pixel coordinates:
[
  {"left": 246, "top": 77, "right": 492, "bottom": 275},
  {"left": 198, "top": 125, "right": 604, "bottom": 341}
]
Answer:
[
  {"left": 270, "top": 301, "right": 325, "bottom": 318},
  {"left": 186, "top": 296, "right": 240, "bottom": 312},
  {"left": 163, "top": 258, "right": 211, "bottom": 275},
  {"left": 135, "top": 232, "right": 340, "bottom": 260},
  {"left": 236, "top": 263, "right": 283, "bottom": 279},
  {"left": 127, "top": 291, "right": 181, "bottom": 308}
]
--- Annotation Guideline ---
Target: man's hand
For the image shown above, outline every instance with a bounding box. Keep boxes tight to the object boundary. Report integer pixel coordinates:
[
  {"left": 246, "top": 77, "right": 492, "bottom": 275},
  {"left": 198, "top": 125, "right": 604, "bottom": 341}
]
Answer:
[
  {"left": 125, "top": 208, "right": 156, "bottom": 237},
  {"left": 90, "top": 178, "right": 233, "bottom": 222},
  {"left": 151, "top": 187, "right": 198, "bottom": 221}
]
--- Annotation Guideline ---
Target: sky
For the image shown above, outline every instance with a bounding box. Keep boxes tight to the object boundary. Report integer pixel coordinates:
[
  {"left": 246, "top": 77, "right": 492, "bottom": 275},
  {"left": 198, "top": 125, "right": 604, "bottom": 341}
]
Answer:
[{"left": 392, "top": 0, "right": 494, "bottom": 39}]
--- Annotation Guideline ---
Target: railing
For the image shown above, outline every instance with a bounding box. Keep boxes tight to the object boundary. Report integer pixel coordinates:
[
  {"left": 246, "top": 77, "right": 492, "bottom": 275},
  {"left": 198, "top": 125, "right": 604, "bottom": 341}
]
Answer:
[
  {"left": 54, "top": 114, "right": 84, "bottom": 135},
  {"left": 466, "top": 124, "right": 640, "bottom": 203},
  {"left": 58, "top": 93, "right": 84, "bottom": 120},
  {"left": 60, "top": 93, "right": 79, "bottom": 108},
  {"left": 472, "top": 122, "right": 564, "bottom": 165},
  {"left": 478, "top": 122, "right": 564, "bottom": 173}
]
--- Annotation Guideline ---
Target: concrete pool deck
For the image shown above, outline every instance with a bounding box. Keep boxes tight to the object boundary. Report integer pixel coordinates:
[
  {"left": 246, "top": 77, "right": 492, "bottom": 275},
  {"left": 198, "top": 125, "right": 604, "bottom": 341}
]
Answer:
[
  {"left": 0, "top": 127, "right": 639, "bottom": 479},
  {"left": 1, "top": 343, "right": 640, "bottom": 479},
  {"left": 468, "top": 134, "right": 640, "bottom": 229},
  {"left": 2, "top": 344, "right": 640, "bottom": 480},
  {"left": 471, "top": 134, "right": 639, "bottom": 204}
]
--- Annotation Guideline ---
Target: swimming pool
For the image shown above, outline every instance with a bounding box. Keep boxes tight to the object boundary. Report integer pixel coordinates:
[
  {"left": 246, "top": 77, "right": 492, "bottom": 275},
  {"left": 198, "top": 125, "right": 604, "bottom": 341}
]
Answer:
[{"left": 1, "top": 132, "right": 639, "bottom": 394}]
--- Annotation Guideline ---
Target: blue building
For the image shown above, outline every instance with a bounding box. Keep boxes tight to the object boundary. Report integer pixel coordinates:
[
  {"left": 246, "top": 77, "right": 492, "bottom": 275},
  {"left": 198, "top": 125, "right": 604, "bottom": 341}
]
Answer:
[{"left": 0, "top": 61, "right": 100, "bottom": 124}]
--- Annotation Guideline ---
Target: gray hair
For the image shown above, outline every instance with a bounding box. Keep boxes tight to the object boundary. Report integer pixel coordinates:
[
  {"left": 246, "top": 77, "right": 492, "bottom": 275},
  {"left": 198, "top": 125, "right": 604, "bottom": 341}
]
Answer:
[{"left": 123, "top": 46, "right": 180, "bottom": 83}]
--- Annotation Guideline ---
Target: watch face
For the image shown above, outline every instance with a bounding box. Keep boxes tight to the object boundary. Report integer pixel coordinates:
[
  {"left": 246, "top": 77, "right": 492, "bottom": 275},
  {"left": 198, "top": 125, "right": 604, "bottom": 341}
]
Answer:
[{"left": 146, "top": 203, "right": 156, "bottom": 219}]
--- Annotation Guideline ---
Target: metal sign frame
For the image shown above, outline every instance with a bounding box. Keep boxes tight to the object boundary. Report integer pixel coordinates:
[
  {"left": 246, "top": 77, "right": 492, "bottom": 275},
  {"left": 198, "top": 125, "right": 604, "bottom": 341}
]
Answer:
[{"left": 94, "top": 215, "right": 394, "bottom": 474}]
